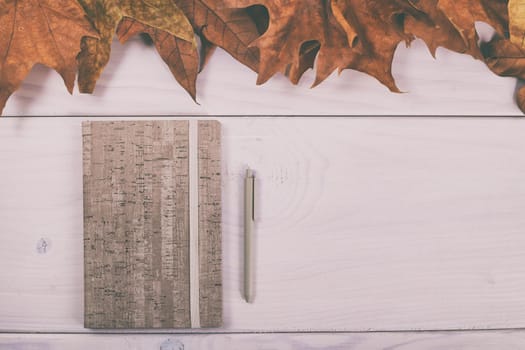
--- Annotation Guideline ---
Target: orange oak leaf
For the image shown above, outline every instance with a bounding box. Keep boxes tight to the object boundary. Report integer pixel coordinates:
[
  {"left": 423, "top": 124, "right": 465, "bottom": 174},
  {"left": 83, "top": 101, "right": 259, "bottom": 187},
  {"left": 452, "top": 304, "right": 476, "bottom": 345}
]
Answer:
[
  {"left": 116, "top": 18, "right": 199, "bottom": 100},
  {"left": 0, "top": 0, "right": 96, "bottom": 114}
]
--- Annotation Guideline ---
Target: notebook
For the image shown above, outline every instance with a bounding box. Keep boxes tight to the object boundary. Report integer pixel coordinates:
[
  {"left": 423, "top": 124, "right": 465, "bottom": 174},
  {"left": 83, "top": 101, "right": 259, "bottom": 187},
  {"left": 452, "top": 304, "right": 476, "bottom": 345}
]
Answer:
[{"left": 82, "top": 120, "right": 221, "bottom": 329}]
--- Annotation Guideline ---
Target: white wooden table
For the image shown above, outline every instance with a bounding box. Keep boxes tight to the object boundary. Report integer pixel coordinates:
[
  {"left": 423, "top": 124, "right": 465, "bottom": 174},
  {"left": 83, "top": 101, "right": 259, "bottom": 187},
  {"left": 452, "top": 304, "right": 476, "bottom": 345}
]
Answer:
[{"left": 1, "top": 35, "right": 525, "bottom": 349}]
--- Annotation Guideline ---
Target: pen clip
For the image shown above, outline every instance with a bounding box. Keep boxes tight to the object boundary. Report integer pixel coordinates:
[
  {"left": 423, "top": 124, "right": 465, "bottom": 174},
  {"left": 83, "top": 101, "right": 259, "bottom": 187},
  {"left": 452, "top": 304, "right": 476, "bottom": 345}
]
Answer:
[
  {"left": 251, "top": 175, "right": 255, "bottom": 221},
  {"left": 246, "top": 168, "right": 256, "bottom": 222}
]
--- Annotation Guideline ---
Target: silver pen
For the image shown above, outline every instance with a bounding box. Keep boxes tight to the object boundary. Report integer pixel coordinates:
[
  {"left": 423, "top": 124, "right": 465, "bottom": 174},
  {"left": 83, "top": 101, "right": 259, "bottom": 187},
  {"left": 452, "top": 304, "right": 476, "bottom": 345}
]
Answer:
[{"left": 244, "top": 168, "right": 255, "bottom": 303}]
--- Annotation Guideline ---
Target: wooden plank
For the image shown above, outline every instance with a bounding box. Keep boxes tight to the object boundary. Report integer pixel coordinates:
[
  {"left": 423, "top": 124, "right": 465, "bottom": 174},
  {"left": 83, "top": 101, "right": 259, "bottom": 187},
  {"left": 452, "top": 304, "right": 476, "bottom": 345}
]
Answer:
[
  {"left": 1, "top": 117, "right": 525, "bottom": 332},
  {"left": 82, "top": 120, "right": 221, "bottom": 329},
  {"left": 2, "top": 331, "right": 525, "bottom": 349},
  {"left": 0, "top": 37, "right": 522, "bottom": 116}
]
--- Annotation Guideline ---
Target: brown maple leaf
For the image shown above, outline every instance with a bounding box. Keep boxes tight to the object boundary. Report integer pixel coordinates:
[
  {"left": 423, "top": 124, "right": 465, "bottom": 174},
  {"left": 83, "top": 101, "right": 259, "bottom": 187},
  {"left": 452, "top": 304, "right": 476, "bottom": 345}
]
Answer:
[
  {"left": 0, "top": 0, "right": 96, "bottom": 114},
  {"left": 77, "top": 0, "right": 195, "bottom": 93},
  {"left": 173, "top": 0, "right": 262, "bottom": 72},
  {"left": 116, "top": 18, "right": 198, "bottom": 100}
]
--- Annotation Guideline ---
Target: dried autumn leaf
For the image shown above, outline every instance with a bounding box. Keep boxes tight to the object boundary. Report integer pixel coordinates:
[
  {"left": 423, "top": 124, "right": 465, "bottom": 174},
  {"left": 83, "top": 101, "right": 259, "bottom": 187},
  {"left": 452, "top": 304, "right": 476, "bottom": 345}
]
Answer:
[
  {"left": 173, "top": 0, "right": 262, "bottom": 72},
  {"left": 116, "top": 18, "right": 198, "bottom": 100},
  {"left": 434, "top": 0, "right": 508, "bottom": 58},
  {"left": 402, "top": 0, "right": 469, "bottom": 57},
  {"left": 483, "top": 36, "right": 525, "bottom": 112},
  {"left": 318, "top": 0, "right": 423, "bottom": 90},
  {"left": 224, "top": 0, "right": 435, "bottom": 89},
  {"left": 224, "top": 0, "right": 334, "bottom": 85},
  {"left": 115, "top": 0, "right": 263, "bottom": 101},
  {"left": 482, "top": 1, "right": 525, "bottom": 112},
  {"left": 333, "top": 0, "right": 508, "bottom": 88},
  {"left": 509, "top": 0, "right": 525, "bottom": 47},
  {"left": 483, "top": 35, "right": 525, "bottom": 77},
  {"left": 225, "top": 0, "right": 509, "bottom": 93},
  {"left": 0, "top": 0, "right": 96, "bottom": 114},
  {"left": 77, "top": 0, "right": 195, "bottom": 93}
]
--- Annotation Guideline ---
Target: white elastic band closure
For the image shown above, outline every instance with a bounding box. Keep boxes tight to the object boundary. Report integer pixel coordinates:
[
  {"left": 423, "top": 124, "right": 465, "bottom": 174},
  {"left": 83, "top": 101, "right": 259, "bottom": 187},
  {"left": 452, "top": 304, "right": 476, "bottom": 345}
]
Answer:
[{"left": 189, "top": 120, "right": 200, "bottom": 328}]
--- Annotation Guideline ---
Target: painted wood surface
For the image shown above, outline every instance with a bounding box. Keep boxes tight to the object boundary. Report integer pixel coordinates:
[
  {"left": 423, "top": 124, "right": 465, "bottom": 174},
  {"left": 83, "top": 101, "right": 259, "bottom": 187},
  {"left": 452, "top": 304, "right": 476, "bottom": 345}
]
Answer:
[
  {"left": 1, "top": 331, "right": 525, "bottom": 349},
  {"left": 82, "top": 121, "right": 221, "bottom": 329},
  {"left": 1, "top": 117, "right": 525, "bottom": 334},
  {"left": 0, "top": 34, "right": 523, "bottom": 116}
]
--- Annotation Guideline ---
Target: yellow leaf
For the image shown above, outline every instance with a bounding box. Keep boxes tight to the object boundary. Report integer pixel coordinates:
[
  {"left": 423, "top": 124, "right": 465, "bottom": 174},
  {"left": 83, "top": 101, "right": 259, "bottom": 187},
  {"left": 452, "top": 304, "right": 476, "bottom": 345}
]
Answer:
[{"left": 509, "top": 0, "right": 525, "bottom": 48}]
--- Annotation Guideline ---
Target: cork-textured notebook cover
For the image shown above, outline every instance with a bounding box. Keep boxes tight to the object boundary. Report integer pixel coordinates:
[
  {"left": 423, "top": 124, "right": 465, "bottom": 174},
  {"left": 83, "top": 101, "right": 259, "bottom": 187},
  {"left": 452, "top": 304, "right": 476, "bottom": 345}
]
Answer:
[{"left": 82, "top": 120, "right": 221, "bottom": 329}]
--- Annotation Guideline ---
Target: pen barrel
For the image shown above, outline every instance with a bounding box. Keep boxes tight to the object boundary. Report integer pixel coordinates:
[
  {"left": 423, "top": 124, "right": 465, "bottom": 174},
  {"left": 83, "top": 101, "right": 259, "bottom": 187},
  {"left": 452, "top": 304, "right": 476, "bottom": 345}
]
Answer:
[
  {"left": 244, "top": 172, "right": 255, "bottom": 303},
  {"left": 244, "top": 224, "right": 253, "bottom": 303}
]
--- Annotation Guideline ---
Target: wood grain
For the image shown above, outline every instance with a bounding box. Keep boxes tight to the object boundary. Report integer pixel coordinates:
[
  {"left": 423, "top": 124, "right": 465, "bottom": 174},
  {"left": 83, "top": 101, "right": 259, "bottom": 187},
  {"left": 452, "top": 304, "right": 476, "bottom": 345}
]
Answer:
[
  {"left": 82, "top": 120, "right": 221, "bottom": 329},
  {"left": 2, "top": 24, "right": 525, "bottom": 347},
  {"left": 1, "top": 117, "right": 525, "bottom": 333}
]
